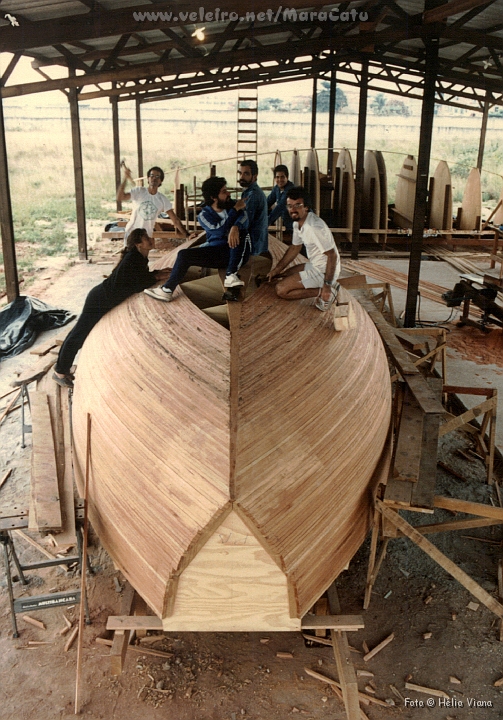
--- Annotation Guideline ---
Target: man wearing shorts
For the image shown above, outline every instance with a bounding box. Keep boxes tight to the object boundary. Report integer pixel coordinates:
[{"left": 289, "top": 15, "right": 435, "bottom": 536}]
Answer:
[{"left": 267, "top": 186, "right": 340, "bottom": 311}]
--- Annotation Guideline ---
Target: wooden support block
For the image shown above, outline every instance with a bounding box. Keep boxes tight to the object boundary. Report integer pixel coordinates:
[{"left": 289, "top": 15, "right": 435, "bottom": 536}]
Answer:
[
  {"left": 334, "top": 302, "right": 357, "bottom": 332},
  {"left": 377, "top": 500, "right": 503, "bottom": 619},
  {"left": 107, "top": 616, "right": 163, "bottom": 632},
  {"left": 29, "top": 392, "right": 62, "bottom": 532},
  {"left": 110, "top": 583, "right": 136, "bottom": 676},
  {"left": 301, "top": 615, "right": 364, "bottom": 631}
]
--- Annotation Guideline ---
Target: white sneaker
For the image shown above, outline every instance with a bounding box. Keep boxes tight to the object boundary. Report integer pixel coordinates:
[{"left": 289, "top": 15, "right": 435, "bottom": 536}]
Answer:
[
  {"left": 144, "top": 287, "right": 174, "bottom": 302},
  {"left": 224, "top": 273, "right": 244, "bottom": 288}
]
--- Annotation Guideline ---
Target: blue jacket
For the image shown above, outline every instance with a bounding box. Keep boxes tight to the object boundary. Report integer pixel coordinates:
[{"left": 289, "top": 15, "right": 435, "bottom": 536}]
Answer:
[
  {"left": 241, "top": 182, "right": 268, "bottom": 254},
  {"left": 267, "top": 181, "right": 294, "bottom": 231},
  {"left": 198, "top": 202, "right": 248, "bottom": 246}
]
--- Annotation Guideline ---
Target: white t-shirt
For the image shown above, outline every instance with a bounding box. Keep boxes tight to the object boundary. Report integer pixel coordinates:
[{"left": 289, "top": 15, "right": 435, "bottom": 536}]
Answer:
[
  {"left": 124, "top": 187, "right": 172, "bottom": 239},
  {"left": 292, "top": 211, "right": 341, "bottom": 277}
]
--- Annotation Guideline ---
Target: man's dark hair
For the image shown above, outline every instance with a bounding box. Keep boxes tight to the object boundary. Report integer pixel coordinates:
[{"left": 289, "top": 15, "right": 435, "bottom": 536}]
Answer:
[
  {"left": 147, "top": 166, "right": 164, "bottom": 182},
  {"left": 286, "top": 186, "right": 312, "bottom": 210},
  {"left": 240, "top": 159, "right": 259, "bottom": 177},
  {"left": 201, "top": 176, "right": 227, "bottom": 205},
  {"left": 274, "top": 164, "right": 289, "bottom": 177}
]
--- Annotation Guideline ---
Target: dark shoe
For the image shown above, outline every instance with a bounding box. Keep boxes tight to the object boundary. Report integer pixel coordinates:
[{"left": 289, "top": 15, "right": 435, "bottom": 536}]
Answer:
[{"left": 53, "top": 372, "right": 74, "bottom": 388}]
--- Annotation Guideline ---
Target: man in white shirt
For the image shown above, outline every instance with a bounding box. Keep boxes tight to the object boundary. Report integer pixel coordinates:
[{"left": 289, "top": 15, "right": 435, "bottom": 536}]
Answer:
[
  {"left": 267, "top": 186, "right": 340, "bottom": 311},
  {"left": 117, "top": 165, "right": 188, "bottom": 240}
]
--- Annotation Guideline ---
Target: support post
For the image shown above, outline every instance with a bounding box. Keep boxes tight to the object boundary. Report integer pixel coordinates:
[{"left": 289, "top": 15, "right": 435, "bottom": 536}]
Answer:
[
  {"left": 0, "top": 94, "right": 19, "bottom": 301},
  {"left": 310, "top": 77, "right": 317, "bottom": 148},
  {"left": 477, "top": 93, "right": 491, "bottom": 171},
  {"left": 135, "top": 97, "right": 143, "bottom": 183},
  {"left": 327, "top": 68, "right": 337, "bottom": 176},
  {"left": 111, "top": 94, "right": 121, "bottom": 211},
  {"left": 404, "top": 38, "right": 439, "bottom": 327},
  {"left": 351, "top": 60, "right": 369, "bottom": 260},
  {"left": 68, "top": 86, "right": 87, "bottom": 260}
]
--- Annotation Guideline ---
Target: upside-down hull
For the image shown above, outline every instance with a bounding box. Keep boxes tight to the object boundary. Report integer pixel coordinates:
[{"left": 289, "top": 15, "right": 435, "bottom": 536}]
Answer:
[{"left": 73, "top": 243, "right": 391, "bottom": 631}]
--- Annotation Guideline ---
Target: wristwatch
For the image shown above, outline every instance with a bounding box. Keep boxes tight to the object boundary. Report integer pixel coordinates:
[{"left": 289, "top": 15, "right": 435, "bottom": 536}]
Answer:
[{"left": 324, "top": 280, "right": 332, "bottom": 286}]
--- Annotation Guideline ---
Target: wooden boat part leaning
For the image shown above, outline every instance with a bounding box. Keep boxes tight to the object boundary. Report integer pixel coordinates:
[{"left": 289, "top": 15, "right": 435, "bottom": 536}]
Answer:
[{"left": 72, "top": 238, "right": 392, "bottom": 632}]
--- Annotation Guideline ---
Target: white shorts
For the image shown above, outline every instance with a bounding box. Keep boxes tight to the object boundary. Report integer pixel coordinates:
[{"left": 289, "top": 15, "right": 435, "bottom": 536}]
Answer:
[{"left": 299, "top": 263, "right": 336, "bottom": 289}]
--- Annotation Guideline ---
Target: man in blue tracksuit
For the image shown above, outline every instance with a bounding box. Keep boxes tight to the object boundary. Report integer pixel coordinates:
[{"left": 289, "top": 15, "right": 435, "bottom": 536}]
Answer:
[
  {"left": 229, "top": 159, "right": 268, "bottom": 255},
  {"left": 267, "top": 164, "right": 294, "bottom": 236},
  {"left": 145, "top": 176, "right": 250, "bottom": 302}
]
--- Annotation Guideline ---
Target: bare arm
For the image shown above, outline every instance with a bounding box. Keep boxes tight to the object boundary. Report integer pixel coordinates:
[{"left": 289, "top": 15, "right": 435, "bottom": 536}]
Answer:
[
  {"left": 319, "top": 248, "right": 337, "bottom": 302},
  {"left": 267, "top": 244, "right": 302, "bottom": 281},
  {"left": 167, "top": 209, "right": 189, "bottom": 238},
  {"left": 117, "top": 166, "right": 134, "bottom": 202}
]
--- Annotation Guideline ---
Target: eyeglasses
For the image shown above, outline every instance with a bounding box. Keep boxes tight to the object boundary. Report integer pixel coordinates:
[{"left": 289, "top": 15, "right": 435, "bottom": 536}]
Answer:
[
  {"left": 149, "top": 174, "right": 162, "bottom": 179},
  {"left": 286, "top": 202, "right": 304, "bottom": 210}
]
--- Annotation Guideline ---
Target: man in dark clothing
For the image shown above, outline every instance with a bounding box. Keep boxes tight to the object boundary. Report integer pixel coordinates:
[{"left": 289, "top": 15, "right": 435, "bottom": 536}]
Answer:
[
  {"left": 267, "top": 164, "right": 294, "bottom": 235},
  {"left": 53, "top": 229, "right": 168, "bottom": 387},
  {"left": 144, "top": 176, "right": 250, "bottom": 302},
  {"left": 229, "top": 159, "right": 268, "bottom": 255}
]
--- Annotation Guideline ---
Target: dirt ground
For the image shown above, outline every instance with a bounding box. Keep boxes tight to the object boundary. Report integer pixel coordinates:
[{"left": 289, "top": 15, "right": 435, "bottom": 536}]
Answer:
[{"left": 1, "top": 243, "right": 503, "bottom": 720}]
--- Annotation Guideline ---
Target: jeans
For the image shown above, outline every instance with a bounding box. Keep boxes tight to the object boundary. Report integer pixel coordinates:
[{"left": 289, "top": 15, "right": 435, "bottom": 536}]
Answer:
[{"left": 164, "top": 236, "right": 251, "bottom": 292}]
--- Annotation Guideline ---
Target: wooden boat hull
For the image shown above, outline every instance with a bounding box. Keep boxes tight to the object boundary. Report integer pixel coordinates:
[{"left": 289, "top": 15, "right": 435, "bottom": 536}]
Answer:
[{"left": 72, "top": 243, "right": 392, "bottom": 630}]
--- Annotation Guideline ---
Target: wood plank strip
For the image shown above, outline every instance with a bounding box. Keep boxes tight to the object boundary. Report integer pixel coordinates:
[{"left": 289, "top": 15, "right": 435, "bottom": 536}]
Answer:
[
  {"left": 301, "top": 615, "right": 365, "bottom": 631},
  {"left": 433, "top": 495, "right": 503, "bottom": 520},
  {"left": 30, "top": 392, "right": 62, "bottom": 532}
]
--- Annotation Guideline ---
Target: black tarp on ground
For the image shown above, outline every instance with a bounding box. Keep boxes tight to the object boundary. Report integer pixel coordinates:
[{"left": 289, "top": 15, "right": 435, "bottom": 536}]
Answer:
[{"left": 0, "top": 296, "right": 75, "bottom": 361}]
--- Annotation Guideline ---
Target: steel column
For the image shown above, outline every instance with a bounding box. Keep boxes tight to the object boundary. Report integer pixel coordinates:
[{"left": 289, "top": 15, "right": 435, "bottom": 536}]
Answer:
[
  {"left": 0, "top": 94, "right": 19, "bottom": 301},
  {"left": 111, "top": 94, "right": 121, "bottom": 211},
  {"left": 327, "top": 69, "right": 337, "bottom": 176},
  {"left": 351, "top": 60, "right": 369, "bottom": 260},
  {"left": 404, "top": 39, "right": 439, "bottom": 327},
  {"left": 310, "top": 77, "right": 317, "bottom": 148},
  {"left": 69, "top": 86, "right": 87, "bottom": 260},
  {"left": 135, "top": 97, "right": 144, "bottom": 183}
]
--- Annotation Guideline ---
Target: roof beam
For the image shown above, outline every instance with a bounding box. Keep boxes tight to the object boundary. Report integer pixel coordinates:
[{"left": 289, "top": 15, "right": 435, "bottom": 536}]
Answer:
[
  {"left": 423, "top": 0, "right": 495, "bottom": 24},
  {"left": 0, "top": 0, "right": 338, "bottom": 53}
]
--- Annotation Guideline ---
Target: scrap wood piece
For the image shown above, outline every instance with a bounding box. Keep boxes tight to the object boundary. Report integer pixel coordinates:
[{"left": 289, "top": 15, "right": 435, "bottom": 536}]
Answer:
[
  {"left": 377, "top": 499, "right": 503, "bottom": 619},
  {"left": 363, "top": 633, "right": 394, "bottom": 662},
  {"left": 0, "top": 469, "right": 12, "bottom": 490},
  {"left": 404, "top": 681, "right": 449, "bottom": 699},
  {"left": 22, "top": 615, "right": 46, "bottom": 630},
  {"left": 494, "top": 677, "right": 503, "bottom": 687},
  {"left": 29, "top": 392, "right": 62, "bottom": 532},
  {"left": 13, "top": 529, "right": 68, "bottom": 572},
  {"left": 64, "top": 624, "right": 79, "bottom": 652},
  {"left": 12, "top": 356, "right": 56, "bottom": 387},
  {"left": 107, "top": 616, "right": 163, "bottom": 631},
  {"left": 29, "top": 322, "right": 76, "bottom": 357},
  {"left": 304, "top": 667, "right": 388, "bottom": 707},
  {"left": 0, "top": 388, "right": 22, "bottom": 426}
]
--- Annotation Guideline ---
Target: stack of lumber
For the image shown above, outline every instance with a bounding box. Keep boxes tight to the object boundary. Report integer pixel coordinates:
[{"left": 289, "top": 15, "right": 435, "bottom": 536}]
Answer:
[{"left": 342, "top": 260, "right": 448, "bottom": 305}]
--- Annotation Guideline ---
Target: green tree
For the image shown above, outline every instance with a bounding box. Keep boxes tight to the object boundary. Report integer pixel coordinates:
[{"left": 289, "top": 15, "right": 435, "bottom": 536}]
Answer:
[{"left": 316, "top": 81, "right": 348, "bottom": 112}]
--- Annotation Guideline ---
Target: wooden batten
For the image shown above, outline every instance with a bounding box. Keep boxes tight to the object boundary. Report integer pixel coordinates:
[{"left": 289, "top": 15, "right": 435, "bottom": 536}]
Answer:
[{"left": 73, "top": 238, "right": 391, "bottom": 630}]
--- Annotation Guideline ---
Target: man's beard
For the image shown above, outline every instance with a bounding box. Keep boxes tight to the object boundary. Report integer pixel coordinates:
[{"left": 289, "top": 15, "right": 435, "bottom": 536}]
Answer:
[
  {"left": 216, "top": 197, "right": 234, "bottom": 210},
  {"left": 239, "top": 179, "right": 251, "bottom": 188}
]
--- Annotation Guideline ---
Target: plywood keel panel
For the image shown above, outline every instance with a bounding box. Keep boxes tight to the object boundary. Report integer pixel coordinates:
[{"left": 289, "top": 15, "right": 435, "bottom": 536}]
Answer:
[{"left": 162, "top": 511, "right": 299, "bottom": 631}]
